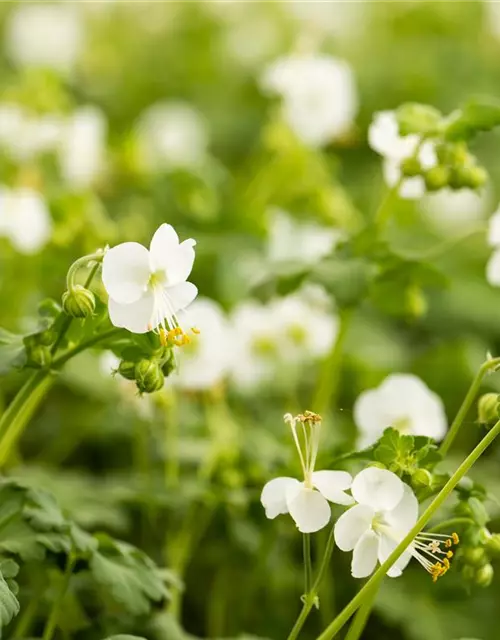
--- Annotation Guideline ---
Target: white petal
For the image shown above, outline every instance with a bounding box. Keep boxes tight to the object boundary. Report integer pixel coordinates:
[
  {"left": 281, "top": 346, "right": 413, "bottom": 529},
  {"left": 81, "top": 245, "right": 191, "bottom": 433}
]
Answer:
[
  {"left": 377, "top": 533, "right": 412, "bottom": 578},
  {"left": 351, "top": 468, "right": 404, "bottom": 512},
  {"left": 334, "top": 504, "right": 374, "bottom": 551},
  {"left": 384, "top": 483, "right": 419, "bottom": 533},
  {"left": 166, "top": 281, "right": 198, "bottom": 313},
  {"left": 149, "top": 223, "right": 196, "bottom": 285},
  {"left": 102, "top": 242, "right": 151, "bottom": 304},
  {"left": 418, "top": 140, "right": 438, "bottom": 170},
  {"left": 488, "top": 210, "right": 500, "bottom": 247},
  {"left": 352, "top": 529, "right": 379, "bottom": 578},
  {"left": 286, "top": 486, "right": 331, "bottom": 533},
  {"left": 487, "top": 249, "right": 500, "bottom": 287},
  {"left": 170, "top": 238, "right": 196, "bottom": 284},
  {"left": 312, "top": 470, "right": 354, "bottom": 506},
  {"left": 149, "top": 223, "right": 180, "bottom": 270},
  {"left": 108, "top": 291, "right": 155, "bottom": 333},
  {"left": 399, "top": 176, "right": 426, "bottom": 200},
  {"left": 260, "top": 477, "right": 300, "bottom": 519}
]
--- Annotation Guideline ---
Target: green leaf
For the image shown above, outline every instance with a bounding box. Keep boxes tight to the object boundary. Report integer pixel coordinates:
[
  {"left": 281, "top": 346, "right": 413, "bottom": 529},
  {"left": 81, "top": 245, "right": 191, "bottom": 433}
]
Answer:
[
  {"left": 0, "top": 328, "right": 26, "bottom": 374},
  {"left": 90, "top": 534, "right": 169, "bottom": 616},
  {"left": 313, "top": 257, "right": 376, "bottom": 307},
  {"left": 444, "top": 98, "right": 500, "bottom": 141},
  {"left": 0, "top": 574, "right": 19, "bottom": 627}
]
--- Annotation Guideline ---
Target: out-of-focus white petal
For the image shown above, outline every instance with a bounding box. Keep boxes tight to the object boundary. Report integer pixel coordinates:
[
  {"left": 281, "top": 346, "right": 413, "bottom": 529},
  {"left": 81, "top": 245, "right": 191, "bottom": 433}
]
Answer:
[
  {"left": 0, "top": 187, "right": 52, "bottom": 254},
  {"left": 418, "top": 140, "right": 438, "bottom": 170},
  {"left": 312, "top": 470, "right": 354, "bottom": 506},
  {"left": 286, "top": 486, "right": 331, "bottom": 533},
  {"left": 102, "top": 242, "right": 151, "bottom": 304},
  {"left": 385, "top": 483, "right": 419, "bottom": 532},
  {"left": 351, "top": 468, "right": 404, "bottom": 512},
  {"left": 352, "top": 529, "right": 379, "bottom": 578},
  {"left": 260, "top": 476, "right": 300, "bottom": 519},
  {"left": 334, "top": 503, "right": 374, "bottom": 551},
  {"left": 377, "top": 533, "right": 413, "bottom": 578},
  {"left": 488, "top": 210, "right": 500, "bottom": 247},
  {"left": 487, "top": 249, "right": 500, "bottom": 286},
  {"left": 166, "top": 282, "right": 198, "bottom": 313},
  {"left": 108, "top": 291, "right": 155, "bottom": 333},
  {"left": 399, "top": 176, "right": 426, "bottom": 200}
]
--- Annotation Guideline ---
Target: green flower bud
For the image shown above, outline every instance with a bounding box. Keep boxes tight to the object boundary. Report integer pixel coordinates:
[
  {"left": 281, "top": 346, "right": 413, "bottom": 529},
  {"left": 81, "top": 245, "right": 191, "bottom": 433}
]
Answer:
[
  {"left": 449, "top": 165, "right": 488, "bottom": 190},
  {"left": 466, "top": 165, "right": 488, "bottom": 189},
  {"left": 411, "top": 468, "right": 433, "bottom": 489},
  {"left": 135, "top": 359, "right": 164, "bottom": 394},
  {"left": 161, "top": 350, "right": 176, "bottom": 377},
  {"left": 118, "top": 360, "right": 136, "bottom": 381},
  {"left": 405, "top": 284, "right": 427, "bottom": 319},
  {"left": 62, "top": 285, "right": 96, "bottom": 318},
  {"left": 485, "top": 533, "right": 500, "bottom": 557},
  {"left": 438, "top": 141, "right": 469, "bottom": 166},
  {"left": 396, "top": 103, "right": 442, "bottom": 136},
  {"left": 475, "top": 563, "right": 494, "bottom": 587},
  {"left": 401, "top": 157, "right": 422, "bottom": 178},
  {"left": 29, "top": 345, "right": 52, "bottom": 368},
  {"left": 462, "top": 564, "right": 476, "bottom": 581},
  {"left": 478, "top": 393, "right": 500, "bottom": 426},
  {"left": 424, "top": 165, "right": 450, "bottom": 191},
  {"left": 38, "top": 330, "right": 56, "bottom": 347},
  {"left": 463, "top": 546, "right": 488, "bottom": 568}
]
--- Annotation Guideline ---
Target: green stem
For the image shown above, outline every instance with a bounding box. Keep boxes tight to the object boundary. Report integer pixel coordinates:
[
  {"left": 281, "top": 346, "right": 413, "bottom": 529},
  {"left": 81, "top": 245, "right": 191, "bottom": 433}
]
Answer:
[
  {"left": 42, "top": 553, "right": 75, "bottom": 640},
  {"left": 316, "top": 416, "right": 500, "bottom": 640},
  {"left": 52, "top": 328, "right": 123, "bottom": 368},
  {"left": 303, "top": 534, "right": 312, "bottom": 594},
  {"left": 439, "top": 357, "right": 500, "bottom": 456},
  {"left": 286, "top": 526, "right": 336, "bottom": 640},
  {"left": 373, "top": 183, "right": 400, "bottom": 233},
  {"left": 344, "top": 585, "right": 378, "bottom": 640},
  {"left": 313, "top": 308, "right": 352, "bottom": 414}
]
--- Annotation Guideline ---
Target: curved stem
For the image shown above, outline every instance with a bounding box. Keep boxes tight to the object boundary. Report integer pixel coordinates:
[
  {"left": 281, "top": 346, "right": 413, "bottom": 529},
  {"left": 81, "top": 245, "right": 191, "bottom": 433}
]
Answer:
[
  {"left": 316, "top": 416, "right": 500, "bottom": 640},
  {"left": 344, "top": 585, "right": 378, "bottom": 640},
  {"left": 52, "top": 328, "right": 123, "bottom": 368},
  {"left": 439, "top": 357, "right": 500, "bottom": 456},
  {"left": 42, "top": 553, "right": 75, "bottom": 640}
]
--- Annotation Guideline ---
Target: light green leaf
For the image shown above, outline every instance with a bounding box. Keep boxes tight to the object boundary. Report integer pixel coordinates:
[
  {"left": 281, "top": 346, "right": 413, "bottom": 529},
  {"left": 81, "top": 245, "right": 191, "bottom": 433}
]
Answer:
[{"left": 444, "top": 98, "right": 500, "bottom": 141}]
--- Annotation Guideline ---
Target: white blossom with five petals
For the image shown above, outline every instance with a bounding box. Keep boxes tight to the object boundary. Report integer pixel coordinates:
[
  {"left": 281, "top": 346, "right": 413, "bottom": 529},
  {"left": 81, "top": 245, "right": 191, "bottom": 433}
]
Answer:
[
  {"left": 334, "top": 467, "right": 458, "bottom": 580},
  {"left": 261, "top": 412, "right": 354, "bottom": 533},
  {"left": 102, "top": 224, "right": 198, "bottom": 337}
]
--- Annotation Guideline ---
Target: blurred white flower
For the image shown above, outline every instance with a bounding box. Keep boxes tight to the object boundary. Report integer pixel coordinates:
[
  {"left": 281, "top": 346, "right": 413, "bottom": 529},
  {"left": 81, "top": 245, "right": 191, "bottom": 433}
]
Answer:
[
  {"left": 335, "top": 467, "right": 458, "bottom": 580},
  {"left": 486, "top": 205, "right": 500, "bottom": 287},
  {"left": 485, "top": 0, "right": 500, "bottom": 40},
  {"left": 136, "top": 102, "right": 208, "bottom": 171},
  {"left": 421, "top": 187, "right": 490, "bottom": 233},
  {"left": 173, "top": 297, "right": 233, "bottom": 391},
  {"left": 102, "top": 223, "right": 198, "bottom": 336},
  {"left": 0, "top": 105, "right": 63, "bottom": 162},
  {"left": 60, "top": 107, "right": 107, "bottom": 189},
  {"left": 261, "top": 412, "right": 353, "bottom": 533},
  {"left": 268, "top": 209, "right": 340, "bottom": 266},
  {"left": 5, "top": 4, "right": 83, "bottom": 74},
  {"left": 369, "top": 111, "right": 437, "bottom": 199},
  {"left": 0, "top": 186, "right": 52, "bottom": 254},
  {"left": 261, "top": 53, "right": 358, "bottom": 147},
  {"left": 353, "top": 373, "right": 448, "bottom": 448},
  {"left": 282, "top": 1, "right": 365, "bottom": 41},
  {"left": 487, "top": 206, "right": 500, "bottom": 247}
]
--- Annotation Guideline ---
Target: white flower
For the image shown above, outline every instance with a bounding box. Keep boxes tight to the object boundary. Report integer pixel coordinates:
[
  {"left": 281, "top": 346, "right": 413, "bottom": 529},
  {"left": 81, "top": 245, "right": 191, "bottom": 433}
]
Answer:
[
  {"left": 0, "top": 105, "right": 63, "bottom": 162},
  {"left": 136, "top": 101, "right": 208, "bottom": 171},
  {"left": 354, "top": 374, "right": 447, "bottom": 449},
  {"left": 59, "top": 107, "right": 107, "bottom": 189},
  {"left": 5, "top": 4, "right": 83, "bottom": 74},
  {"left": 172, "top": 297, "right": 233, "bottom": 391},
  {"left": 261, "top": 412, "right": 354, "bottom": 533},
  {"left": 261, "top": 53, "right": 358, "bottom": 147},
  {"left": 421, "top": 187, "right": 490, "bottom": 233},
  {"left": 485, "top": 206, "right": 500, "bottom": 287},
  {"left": 334, "top": 467, "right": 458, "bottom": 579},
  {"left": 267, "top": 209, "right": 341, "bottom": 266},
  {"left": 369, "top": 111, "right": 437, "bottom": 200},
  {"left": 0, "top": 187, "right": 52, "bottom": 254},
  {"left": 102, "top": 223, "right": 198, "bottom": 338}
]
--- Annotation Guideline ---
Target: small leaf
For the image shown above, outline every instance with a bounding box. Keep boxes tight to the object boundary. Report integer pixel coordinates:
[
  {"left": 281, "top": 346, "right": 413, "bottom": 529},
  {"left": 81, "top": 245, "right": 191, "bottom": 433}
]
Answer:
[
  {"left": 0, "top": 328, "right": 26, "bottom": 374},
  {"left": 444, "top": 98, "right": 500, "bottom": 141},
  {"left": 0, "top": 574, "right": 19, "bottom": 627}
]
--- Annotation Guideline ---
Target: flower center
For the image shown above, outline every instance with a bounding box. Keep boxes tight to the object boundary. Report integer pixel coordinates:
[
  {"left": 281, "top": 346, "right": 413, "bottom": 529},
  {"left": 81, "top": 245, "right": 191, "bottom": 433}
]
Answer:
[
  {"left": 253, "top": 335, "right": 277, "bottom": 357},
  {"left": 149, "top": 269, "right": 167, "bottom": 289},
  {"left": 286, "top": 323, "right": 307, "bottom": 346},
  {"left": 392, "top": 416, "right": 412, "bottom": 433}
]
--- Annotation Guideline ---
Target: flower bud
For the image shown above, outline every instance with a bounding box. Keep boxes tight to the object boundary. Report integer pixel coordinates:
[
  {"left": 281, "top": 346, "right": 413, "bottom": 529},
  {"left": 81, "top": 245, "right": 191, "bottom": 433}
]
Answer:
[
  {"left": 424, "top": 166, "right": 450, "bottom": 191},
  {"left": 411, "top": 468, "right": 433, "bottom": 489},
  {"left": 38, "top": 330, "right": 56, "bottom": 347},
  {"left": 135, "top": 359, "right": 164, "bottom": 394},
  {"left": 475, "top": 563, "right": 494, "bottom": 587},
  {"left": 478, "top": 393, "right": 500, "bottom": 426},
  {"left": 401, "top": 157, "right": 422, "bottom": 178},
  {"left": 466, "top": 165, "right": 488, "bottom": 189},
  {"left": 118, "top": 360, "right": 136, "bottom": 381},
  {"left": 396, "top": 103, "right": 442, "bottom": 136},
  {"left": 463, "top": 546, "right": 488, "bottom": 568},
  {"left": 161, "top": 350, "right": 176, "bottom": 377},
  {"left": 485, "top": 533, "right": 500, "bottom": 557},
  {"left": 62, "top": 285, "right": 96, "bottom": 318},
  {"left": 29, "top": 345, "right": 52, "bottom": 368},
  {"left": 462, "top": 564, "right": 476, "bottom": 582},
  {"left": 449, "top": 165, "right": 488, "bottom": 190}
]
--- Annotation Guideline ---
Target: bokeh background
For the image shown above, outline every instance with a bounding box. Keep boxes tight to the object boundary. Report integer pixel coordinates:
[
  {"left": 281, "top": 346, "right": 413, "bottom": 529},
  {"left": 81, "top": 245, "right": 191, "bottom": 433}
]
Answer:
[{"left": 2, "top": 1, "right": 500, "bottom": 639}]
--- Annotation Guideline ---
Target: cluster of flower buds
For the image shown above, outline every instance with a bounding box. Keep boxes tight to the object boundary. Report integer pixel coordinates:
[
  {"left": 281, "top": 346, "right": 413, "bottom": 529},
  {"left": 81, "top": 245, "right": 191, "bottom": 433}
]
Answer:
[
  {"left": 24, "top": 329, "right": 55, "bottom": 369},
  {"left": 460, "top": 536, "right": 495, "bottom": 587},
  {"left": 115, "top": 347, "right": 175, "bottom": 394},
  {"left": 477, "top": 392, "right": 500, "bottom": 427}
]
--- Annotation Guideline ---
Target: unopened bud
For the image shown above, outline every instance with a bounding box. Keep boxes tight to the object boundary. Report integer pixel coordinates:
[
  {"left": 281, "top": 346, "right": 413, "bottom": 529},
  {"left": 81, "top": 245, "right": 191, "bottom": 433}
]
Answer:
[
  {"left": 475, "top": 563, "right": 494, "bottom": 587},
  {"left": 463, "top": 546, "right": 488, "bottom": 568},
  {"left": 118, "top": 360, "right": 136, "bottom": 381},
  {"left": 161, "top": 350, "right": 176, "bottom": 377},
  {"left": 135, "top": 359, "right": 164, "bottom": 394},
  {"left": 478, "top": 393, "right": 500, "bottom": 426},
  {"left": 38, "top": 330, "right": 56, "bottom": 347},
  {"left": 401, "top": 157, "right": 422, "bottom": 178},
  {"left": 424, "top": 165, "right": 450, "bottom": 191},
  {"left": 449, "top": 165, "right": 488, "bottom": 190},
  {"left": 62, "top": 285, "right": 96, "bottom": 318},
  {"left": 411, "top": 468, "right": 433, "bottom": 489},
  {"left": 29, "top": 345, "right": 52, "bottom": 368},
  {"left": 485, "top": 533, "right": 500, "bottom": 557},
  {"left": 396, "top": 103, "right": 442, "bottom": 136}
]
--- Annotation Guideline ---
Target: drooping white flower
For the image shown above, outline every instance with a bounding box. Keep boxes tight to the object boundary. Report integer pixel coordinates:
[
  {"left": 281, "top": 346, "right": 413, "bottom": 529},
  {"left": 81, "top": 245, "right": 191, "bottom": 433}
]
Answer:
[
  {"left": 369, "top": 111, "right": 437, "bottom": 199},
  {"left": 261, "top": 412, "right": 353, "bottom": 533},
  {"left": 353, "top": 374, "right": 447, "bottom": 449},
  {"left": 102, "top": 223, "right": 198, "bottom": 338},
  {"left": 267, "top": 209, "right": 341, "bottom": 266},
  {"left": 136, "top": 101, "right": 208, "bottom": 171},
  {"left": 59, "top": 107, "right": 107, "bottom": 189},
  {"left": 0, "top": 187, "right": 52, "bottom": 254},
  {"left": 261, "top": 53, "right": 358, "bottom": 147},
  {"left": 334, "top": 467, "right": 458, "bottom": 579},
  {"left": 5, "top": 4, "right": 83, "bottom": 74},
  {"left": 172, "top": 297, "right": 233, "bottom": 391}
]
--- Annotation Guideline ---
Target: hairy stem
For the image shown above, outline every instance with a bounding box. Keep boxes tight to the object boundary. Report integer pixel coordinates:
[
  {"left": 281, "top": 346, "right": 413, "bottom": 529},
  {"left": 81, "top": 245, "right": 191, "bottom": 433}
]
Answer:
[{"left": 316, "top": 417, "right": 500, "bottom": 640}]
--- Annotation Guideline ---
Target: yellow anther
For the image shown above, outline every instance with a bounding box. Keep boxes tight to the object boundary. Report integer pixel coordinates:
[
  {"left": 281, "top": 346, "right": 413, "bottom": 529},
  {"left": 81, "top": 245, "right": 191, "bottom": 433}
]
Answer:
[
  {"left": 191, "top": 326, "right": 201, "bottom": 335},
  {"left": 443, "top": 558, "right": 450, "bottom": 570},
  {"left": 159, "top": 327, "right": 168, "bottom": 346},
  {"left": 446, "top": 550, "right": 453, "bottom": 559},
  {"left": 452, "top": 532, "right": 460, "bottom": 545},
  {"left": 445, "top": 539, "right": 452, "bottom": 548}
]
